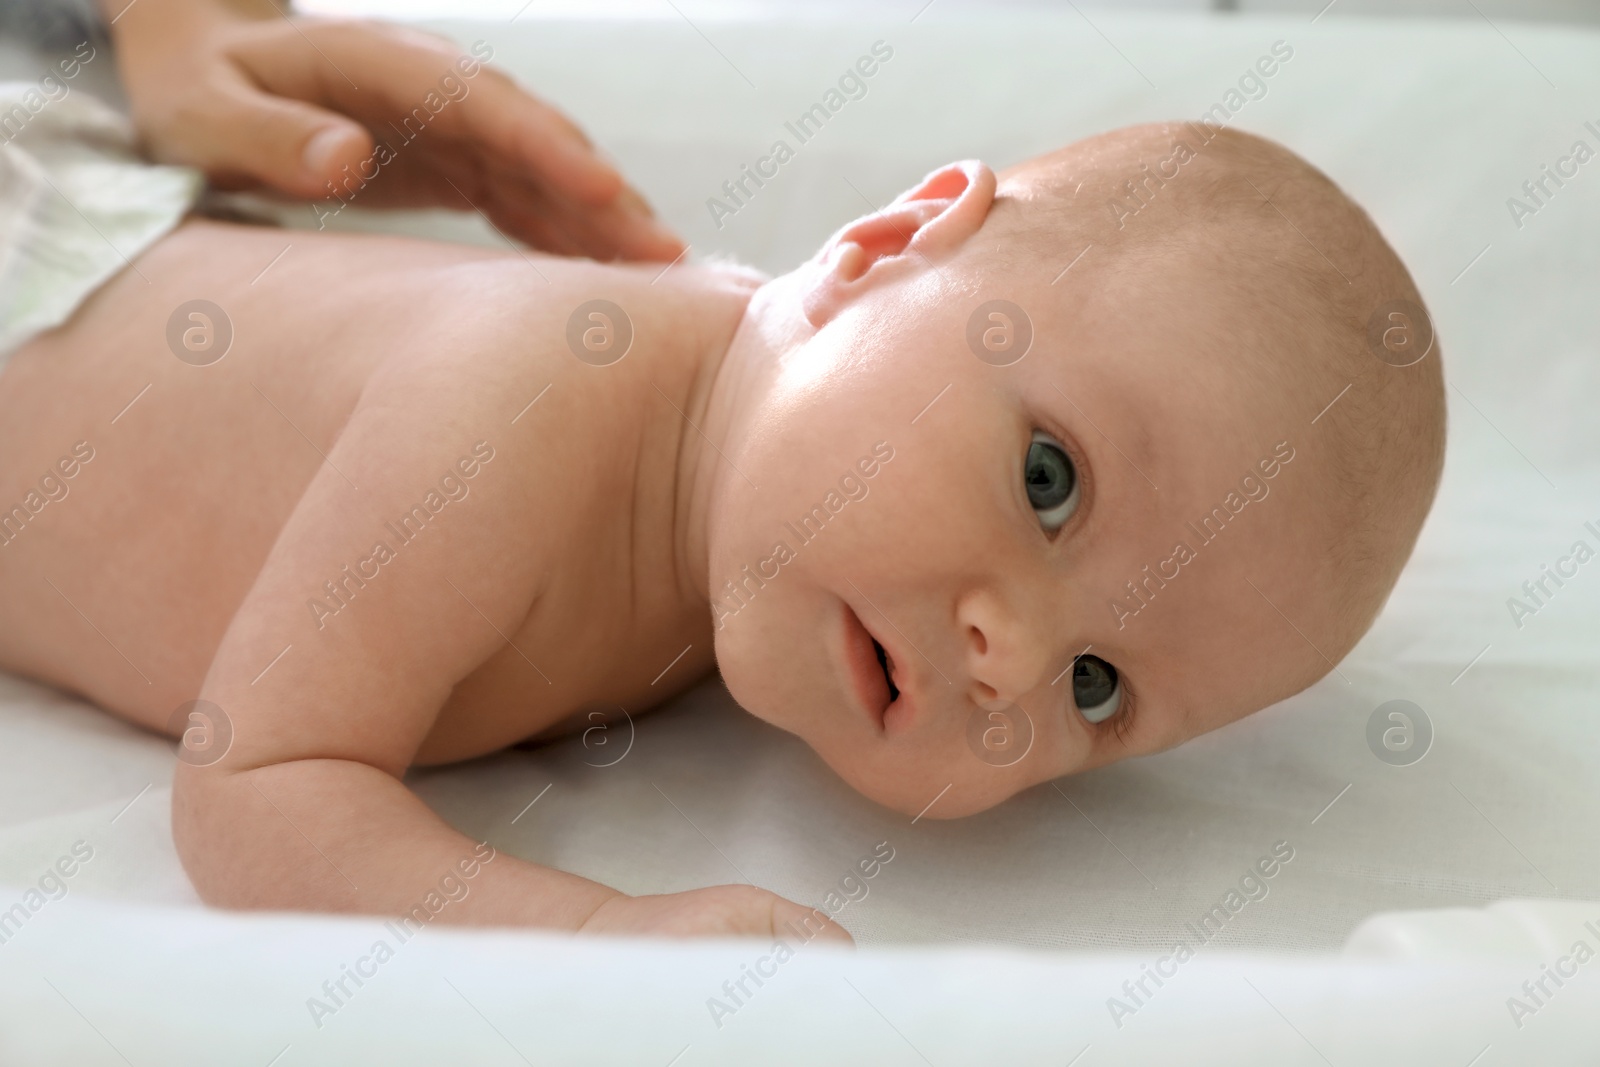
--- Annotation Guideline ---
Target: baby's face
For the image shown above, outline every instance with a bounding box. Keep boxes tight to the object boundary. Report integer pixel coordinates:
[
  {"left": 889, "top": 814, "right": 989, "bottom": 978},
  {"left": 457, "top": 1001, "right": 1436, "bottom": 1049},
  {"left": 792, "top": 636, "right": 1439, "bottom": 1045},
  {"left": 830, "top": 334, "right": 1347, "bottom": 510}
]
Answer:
[{"left": 709, "top": 229, "right": 1335, "bottom": 819}]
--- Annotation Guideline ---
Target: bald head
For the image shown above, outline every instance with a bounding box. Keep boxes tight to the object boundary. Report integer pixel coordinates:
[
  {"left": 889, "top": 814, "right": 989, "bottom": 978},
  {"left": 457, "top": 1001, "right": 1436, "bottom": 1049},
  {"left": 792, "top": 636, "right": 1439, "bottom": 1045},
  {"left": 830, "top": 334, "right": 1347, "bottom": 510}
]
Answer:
[
  {"left": 984, "top": 123, "right": 1445, "bottom": 677},
  {"left": 711, "top": 121, "right": 1449, "bottom": 809}
]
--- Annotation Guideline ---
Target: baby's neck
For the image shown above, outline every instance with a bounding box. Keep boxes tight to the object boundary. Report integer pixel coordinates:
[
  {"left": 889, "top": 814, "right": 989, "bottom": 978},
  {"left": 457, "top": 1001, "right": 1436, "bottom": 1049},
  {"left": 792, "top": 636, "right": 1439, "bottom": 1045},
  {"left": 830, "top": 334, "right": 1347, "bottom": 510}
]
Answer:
[
  {"left": 624, "top": 260, "right": 769, "bottom": 613},
  {"left": 664, "top": 264, "right": 819, "bottom": 610}
]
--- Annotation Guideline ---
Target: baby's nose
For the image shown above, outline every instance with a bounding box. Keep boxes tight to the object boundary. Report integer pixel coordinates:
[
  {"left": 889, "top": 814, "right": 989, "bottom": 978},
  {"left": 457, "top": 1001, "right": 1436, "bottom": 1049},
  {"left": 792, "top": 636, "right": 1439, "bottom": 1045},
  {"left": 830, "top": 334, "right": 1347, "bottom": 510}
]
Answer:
[{"left": 956, "top": 588, "right": 1051, "bottom": 705}]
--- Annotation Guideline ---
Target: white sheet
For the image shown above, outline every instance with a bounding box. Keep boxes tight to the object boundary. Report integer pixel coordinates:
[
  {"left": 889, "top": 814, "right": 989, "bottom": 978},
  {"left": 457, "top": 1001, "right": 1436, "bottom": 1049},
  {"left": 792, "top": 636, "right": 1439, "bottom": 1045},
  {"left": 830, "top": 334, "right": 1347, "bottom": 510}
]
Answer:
[
  {"left": 2, "top": 7, "right": 1599, "bottom": 1061},
  {"left": 0, "top": 892, "right": 1594, "bottom": 1066}
]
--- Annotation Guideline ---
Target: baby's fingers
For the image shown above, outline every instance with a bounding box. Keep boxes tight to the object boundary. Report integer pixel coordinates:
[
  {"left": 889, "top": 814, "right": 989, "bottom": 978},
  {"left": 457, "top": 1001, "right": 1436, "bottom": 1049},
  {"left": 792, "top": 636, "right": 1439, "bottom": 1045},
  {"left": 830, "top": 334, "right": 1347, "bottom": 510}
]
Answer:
[
  {"left": 578, "top": 885, "right": 855, "bottom": 942},
  {"left": 768, "top": 894, "right": 855, "bottom": 945}
]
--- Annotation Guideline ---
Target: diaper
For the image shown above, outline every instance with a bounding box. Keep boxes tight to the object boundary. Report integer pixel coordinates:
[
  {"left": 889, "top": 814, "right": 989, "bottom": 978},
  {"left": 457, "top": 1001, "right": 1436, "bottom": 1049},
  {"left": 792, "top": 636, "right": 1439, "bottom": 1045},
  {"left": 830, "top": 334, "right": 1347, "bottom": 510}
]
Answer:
[{"left": 0, "top": 80, "right": 201, "bottom": 360}]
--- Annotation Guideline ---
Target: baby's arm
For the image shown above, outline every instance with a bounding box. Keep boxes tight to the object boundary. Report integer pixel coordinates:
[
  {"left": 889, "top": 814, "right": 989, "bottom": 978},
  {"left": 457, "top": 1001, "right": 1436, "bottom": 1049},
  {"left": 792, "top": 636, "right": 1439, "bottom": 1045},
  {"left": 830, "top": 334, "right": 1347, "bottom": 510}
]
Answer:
[{"left": 176, "top": 343, "right": 844, "bottom": 941}]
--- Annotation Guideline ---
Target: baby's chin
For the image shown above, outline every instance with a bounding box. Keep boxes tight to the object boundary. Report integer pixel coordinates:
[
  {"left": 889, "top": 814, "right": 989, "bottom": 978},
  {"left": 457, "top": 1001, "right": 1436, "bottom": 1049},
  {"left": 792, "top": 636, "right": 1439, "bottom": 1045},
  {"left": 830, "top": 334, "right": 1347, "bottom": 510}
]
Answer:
[
  {"left": 837, "top": 764, "right": 1023, "bottom": 820},
  {"left": 804, "top": 717, "right": 1035, "bottom": 817}
]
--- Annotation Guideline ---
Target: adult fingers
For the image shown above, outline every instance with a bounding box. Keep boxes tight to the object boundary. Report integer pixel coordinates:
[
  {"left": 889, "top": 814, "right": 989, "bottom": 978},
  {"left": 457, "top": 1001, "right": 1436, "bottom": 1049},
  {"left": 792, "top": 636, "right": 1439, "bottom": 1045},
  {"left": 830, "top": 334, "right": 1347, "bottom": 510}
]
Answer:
[
  {"left": 481, "top": 165, "right": 685, "bottom": 261},
  {"left": 234, "top": 21, "right": 619, "bottom": 206},
  {"left": 148, "top": 75, "right": 373, "bottom": 199},
  {"left": 358, "top": 145, "right": 681, "bottom": 261},
  {"left": 232, "top": 20, "right": 683, "bottom": 256}
]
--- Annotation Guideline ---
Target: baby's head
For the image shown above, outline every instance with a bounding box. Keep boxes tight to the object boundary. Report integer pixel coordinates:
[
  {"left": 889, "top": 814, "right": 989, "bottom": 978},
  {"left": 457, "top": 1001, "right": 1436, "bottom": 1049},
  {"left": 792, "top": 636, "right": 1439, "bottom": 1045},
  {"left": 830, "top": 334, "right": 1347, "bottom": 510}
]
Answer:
[{"left": 703, "top": 123, "right": 1444, "bottom": 817}]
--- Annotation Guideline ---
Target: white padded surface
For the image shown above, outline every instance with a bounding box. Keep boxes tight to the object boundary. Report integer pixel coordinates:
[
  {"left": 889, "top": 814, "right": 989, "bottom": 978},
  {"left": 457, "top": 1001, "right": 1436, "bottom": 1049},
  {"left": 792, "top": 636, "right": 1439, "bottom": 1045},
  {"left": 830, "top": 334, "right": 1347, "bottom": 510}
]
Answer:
[
  {"left": 0, "top": 892, "right": 1596, "bottom": 1066},
  {"left": 2, "top": 12, "right": 1599, "bottom": 1056}
]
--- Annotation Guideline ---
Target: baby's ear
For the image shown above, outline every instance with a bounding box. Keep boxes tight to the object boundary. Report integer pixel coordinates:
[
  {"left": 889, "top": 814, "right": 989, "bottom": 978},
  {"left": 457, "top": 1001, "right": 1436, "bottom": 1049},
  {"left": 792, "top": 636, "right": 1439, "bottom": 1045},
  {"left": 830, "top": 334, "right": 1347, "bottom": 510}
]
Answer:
[{"left": 801, "top": 160, "right": 996, "bottom": 328}]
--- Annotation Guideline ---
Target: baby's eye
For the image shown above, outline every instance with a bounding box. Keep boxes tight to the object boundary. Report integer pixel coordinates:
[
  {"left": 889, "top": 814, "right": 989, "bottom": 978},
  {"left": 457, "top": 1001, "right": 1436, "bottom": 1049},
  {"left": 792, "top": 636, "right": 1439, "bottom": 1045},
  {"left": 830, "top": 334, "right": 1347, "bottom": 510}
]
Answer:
[
  {"left": 1025, "top": 431, "right": 1080, "bottom": 532},
  {"left": 1072, "top": 655, "right": 1121, "bottom": 723}
]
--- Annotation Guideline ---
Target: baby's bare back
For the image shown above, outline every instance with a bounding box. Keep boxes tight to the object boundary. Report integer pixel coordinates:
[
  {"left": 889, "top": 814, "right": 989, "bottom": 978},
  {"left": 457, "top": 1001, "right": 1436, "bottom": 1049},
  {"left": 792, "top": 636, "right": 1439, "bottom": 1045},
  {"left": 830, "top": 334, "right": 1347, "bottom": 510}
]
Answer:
[
  {"left": 0, "top": 219, "right": 718, "bottom": 764},
  {"left": 0, "top": 219, "right": 821, "bottom": 935}
]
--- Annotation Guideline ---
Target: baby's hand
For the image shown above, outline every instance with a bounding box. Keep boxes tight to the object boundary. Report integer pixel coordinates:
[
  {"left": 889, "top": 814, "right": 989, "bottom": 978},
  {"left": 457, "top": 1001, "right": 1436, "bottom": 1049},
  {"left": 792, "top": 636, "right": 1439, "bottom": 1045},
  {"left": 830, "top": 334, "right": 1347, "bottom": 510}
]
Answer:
[
  {"left": 581, "top": 886, "right": 855, "bottom": 943},
  {"left": 105, "top": 0, "right": 683, "bottom": 261}
]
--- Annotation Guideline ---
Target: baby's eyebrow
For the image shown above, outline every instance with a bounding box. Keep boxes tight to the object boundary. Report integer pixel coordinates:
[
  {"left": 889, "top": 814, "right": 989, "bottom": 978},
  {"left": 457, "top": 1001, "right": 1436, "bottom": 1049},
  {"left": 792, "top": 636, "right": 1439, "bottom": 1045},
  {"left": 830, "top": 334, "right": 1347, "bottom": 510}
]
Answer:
[{"left": 1046, "top": 383, "right": 1160, "bottom": 493}]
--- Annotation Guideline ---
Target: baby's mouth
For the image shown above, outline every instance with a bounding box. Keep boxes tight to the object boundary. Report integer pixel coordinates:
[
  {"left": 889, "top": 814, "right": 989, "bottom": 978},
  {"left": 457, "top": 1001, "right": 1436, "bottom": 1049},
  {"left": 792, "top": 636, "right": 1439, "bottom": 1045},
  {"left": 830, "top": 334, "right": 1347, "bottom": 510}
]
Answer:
[{"left": 873, "top": 638, "right": 900, "bottom": 703}]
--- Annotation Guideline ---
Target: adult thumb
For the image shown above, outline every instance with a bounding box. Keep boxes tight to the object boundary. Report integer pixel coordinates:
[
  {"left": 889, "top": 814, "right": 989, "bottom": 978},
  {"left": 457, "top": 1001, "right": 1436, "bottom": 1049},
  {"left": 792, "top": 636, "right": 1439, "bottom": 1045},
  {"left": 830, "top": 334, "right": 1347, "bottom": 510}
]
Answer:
[{"left": 183, "top": 82, "right": 373, "bottom": 199}]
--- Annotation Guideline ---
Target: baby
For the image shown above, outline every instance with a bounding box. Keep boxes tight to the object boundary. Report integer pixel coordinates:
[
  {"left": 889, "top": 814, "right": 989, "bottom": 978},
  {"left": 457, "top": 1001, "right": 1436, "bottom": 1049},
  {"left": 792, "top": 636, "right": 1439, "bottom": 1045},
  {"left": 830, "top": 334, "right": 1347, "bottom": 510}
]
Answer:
[{"left": 0, "top": 32, "right": 1445, "bottom": 938}]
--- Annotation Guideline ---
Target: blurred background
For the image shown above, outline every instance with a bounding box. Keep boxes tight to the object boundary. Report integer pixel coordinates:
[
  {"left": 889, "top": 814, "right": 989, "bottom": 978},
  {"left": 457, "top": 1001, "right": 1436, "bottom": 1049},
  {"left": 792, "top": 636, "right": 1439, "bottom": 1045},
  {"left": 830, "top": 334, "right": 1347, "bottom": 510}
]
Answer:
[{"left": 300, "top": 0, "right": 1600, "bottom": 26}]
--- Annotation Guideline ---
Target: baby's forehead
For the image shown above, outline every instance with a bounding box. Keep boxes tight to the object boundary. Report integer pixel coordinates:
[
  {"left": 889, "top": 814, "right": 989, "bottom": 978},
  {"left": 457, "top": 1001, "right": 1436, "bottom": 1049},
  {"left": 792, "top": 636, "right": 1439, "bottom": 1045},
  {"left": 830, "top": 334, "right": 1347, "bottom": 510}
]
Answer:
[
  {"left": 1011, "top": 274, "right": 1296, "bottom": 456},
  {"left": 995, "top": 289, "right": 1339, "bottom": 716},
  {"left": 1084, "top": 469, "right": 1336, "bottom": 749}
]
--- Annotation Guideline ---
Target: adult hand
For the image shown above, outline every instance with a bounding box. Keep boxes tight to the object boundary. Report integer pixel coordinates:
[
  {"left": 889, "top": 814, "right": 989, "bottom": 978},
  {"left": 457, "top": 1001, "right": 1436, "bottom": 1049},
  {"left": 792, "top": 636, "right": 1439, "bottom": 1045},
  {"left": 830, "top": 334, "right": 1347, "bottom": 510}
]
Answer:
[{"left": 106, "top": 0, "right": 684, "bottom": 260}]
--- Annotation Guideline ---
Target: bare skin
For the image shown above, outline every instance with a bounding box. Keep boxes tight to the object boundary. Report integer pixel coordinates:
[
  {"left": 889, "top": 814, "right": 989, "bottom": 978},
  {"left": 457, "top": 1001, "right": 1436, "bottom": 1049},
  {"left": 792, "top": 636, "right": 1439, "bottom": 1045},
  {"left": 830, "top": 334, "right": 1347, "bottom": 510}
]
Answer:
[
  {"left": 0, "top": 128, "right": 1440, "bottom": 939},
  {"left": 0, "top": 219, "right": 844, "bottom": 939}
]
